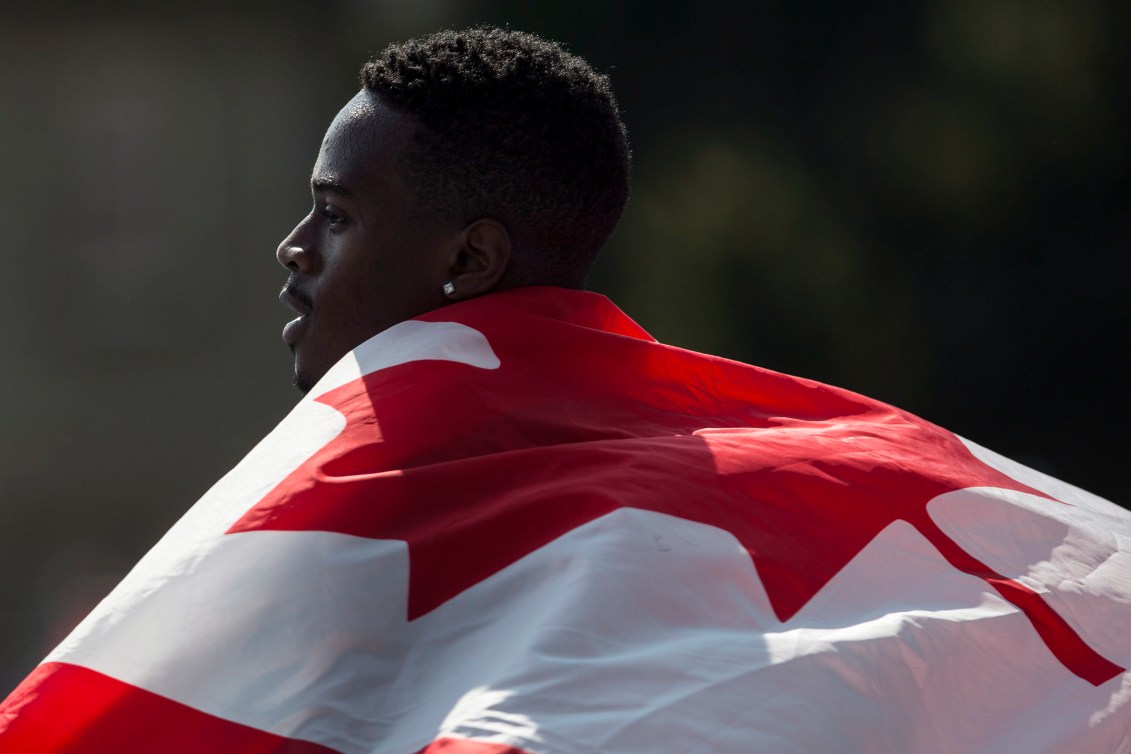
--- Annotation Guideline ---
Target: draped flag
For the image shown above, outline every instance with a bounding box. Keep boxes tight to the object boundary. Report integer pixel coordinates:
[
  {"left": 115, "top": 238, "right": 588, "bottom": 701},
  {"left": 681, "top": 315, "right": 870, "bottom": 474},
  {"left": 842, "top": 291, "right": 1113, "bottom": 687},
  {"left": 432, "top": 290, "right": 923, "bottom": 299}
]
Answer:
[{"left": 2, "top": 287, "right": 1129, "bottom": 753}]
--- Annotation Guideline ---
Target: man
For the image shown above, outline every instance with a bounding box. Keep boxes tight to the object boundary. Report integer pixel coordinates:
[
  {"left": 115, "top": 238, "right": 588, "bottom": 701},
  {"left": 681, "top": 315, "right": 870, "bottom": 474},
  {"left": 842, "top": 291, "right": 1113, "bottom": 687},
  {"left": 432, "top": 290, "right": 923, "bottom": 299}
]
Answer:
[
  {"left": 2, "top": 26, "right": 1130, "bottom": 754},
  {"left": 277, "top": 26, "right": 629, "bottom": 395}
]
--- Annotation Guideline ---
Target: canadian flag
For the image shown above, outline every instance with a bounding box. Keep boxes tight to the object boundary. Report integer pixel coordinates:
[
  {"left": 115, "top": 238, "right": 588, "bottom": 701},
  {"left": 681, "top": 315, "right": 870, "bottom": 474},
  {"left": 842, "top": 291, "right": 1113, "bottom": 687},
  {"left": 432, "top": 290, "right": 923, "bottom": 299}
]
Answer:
[{"left": 2, "top": 288, "right": 1129, "bottom": 753}]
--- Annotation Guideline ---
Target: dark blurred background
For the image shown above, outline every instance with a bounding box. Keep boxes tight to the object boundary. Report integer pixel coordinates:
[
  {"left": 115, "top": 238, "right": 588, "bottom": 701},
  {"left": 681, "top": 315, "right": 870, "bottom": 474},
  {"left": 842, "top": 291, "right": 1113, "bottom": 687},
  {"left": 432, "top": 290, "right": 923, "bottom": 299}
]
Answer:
[{"left": 1, "top": 0, "right": 1128, "bottom": 693}]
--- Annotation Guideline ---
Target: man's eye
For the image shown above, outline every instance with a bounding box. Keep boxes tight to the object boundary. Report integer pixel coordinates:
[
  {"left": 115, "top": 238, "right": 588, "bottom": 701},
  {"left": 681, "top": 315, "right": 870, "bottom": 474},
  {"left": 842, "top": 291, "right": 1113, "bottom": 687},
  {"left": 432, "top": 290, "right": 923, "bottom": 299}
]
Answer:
[{"left": 319, "top": 207, "right": 347, "bottom": 226}]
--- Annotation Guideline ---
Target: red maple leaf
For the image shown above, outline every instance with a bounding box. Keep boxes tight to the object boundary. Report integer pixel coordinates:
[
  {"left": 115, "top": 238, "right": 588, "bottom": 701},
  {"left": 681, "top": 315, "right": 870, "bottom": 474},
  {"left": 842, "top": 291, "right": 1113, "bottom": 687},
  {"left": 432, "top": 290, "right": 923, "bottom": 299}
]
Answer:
[{"left": 231, "top": 290, "right": 1122, "bottom": 686}]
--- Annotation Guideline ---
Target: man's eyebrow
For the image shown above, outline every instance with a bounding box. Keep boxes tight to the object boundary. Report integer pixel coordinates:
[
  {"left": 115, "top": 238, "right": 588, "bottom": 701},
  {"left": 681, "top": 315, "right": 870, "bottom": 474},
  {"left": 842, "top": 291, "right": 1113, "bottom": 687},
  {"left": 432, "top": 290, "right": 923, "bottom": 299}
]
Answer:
[{"left": 311, "top": 178, "right": 355, "bottom": 197}]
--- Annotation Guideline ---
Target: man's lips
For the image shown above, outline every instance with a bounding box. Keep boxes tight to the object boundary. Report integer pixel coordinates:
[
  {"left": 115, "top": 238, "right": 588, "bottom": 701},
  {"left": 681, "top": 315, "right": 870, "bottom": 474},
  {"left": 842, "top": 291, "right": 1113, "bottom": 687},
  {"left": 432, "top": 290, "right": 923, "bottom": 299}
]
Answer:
[
  {"left": 280, "top": 282, "right": 314, "bottom": 348},
  {"left": 279, "top": 282, "right": 314, "bottom": 317}
]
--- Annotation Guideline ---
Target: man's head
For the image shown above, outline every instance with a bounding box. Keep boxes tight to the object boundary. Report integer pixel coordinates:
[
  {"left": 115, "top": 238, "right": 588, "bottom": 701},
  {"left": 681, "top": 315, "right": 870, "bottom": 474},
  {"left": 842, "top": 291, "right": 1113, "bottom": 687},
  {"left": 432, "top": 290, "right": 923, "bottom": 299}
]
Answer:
[{"left": 277, "top": 26, "right": 631, "bottom": 393}]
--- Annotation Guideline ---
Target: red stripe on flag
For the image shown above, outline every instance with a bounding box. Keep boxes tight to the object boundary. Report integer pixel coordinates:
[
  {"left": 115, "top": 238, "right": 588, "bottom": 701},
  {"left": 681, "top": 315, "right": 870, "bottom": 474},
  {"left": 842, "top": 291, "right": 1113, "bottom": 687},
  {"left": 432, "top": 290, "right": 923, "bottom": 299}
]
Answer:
[
  {"left": 417, "top": 738, "right": 534, "bottom": 754},
  {"left": 987, "top": 578, "right": 1122, "bottom": 686},
  {"left": 911, "top": 512, "right": 1124, "bottom": 686},
  {"left": 0, "top": 662, "right": 341, "bottom": 754}
]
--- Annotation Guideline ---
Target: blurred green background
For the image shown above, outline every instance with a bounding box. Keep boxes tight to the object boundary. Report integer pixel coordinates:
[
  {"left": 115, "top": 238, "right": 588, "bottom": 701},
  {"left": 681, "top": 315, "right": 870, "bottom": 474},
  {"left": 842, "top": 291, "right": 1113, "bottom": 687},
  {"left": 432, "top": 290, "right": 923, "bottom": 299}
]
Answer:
[{"left": 1, "top": 0, "right": 1127, "bottom": 693}]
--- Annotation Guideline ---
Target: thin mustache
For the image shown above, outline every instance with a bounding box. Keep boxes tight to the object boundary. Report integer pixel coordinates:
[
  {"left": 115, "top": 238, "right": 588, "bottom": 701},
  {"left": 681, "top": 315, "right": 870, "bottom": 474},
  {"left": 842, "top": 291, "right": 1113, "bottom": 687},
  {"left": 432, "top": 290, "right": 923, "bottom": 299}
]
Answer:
[{"left": 283, "top": 276, "right": 315, "bottom": 310}]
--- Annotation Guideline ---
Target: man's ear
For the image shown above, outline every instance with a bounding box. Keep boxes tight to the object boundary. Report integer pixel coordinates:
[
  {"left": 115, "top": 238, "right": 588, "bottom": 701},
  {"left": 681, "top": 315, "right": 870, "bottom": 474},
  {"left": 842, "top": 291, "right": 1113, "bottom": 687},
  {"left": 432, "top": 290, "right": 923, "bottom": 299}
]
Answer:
[{"left": 442, "top": 218, "right": 511, "bottom": 300}]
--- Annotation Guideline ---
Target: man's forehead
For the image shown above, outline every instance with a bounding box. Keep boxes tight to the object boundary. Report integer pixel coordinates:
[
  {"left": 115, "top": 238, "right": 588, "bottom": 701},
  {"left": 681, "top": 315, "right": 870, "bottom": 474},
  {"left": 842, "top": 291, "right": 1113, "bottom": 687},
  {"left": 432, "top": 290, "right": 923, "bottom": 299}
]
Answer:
[
  {"left": 326, "top": 90, "right": 380, "bottom": 135},
  {"left": 313, "top": 91, "right": 411, "bottom": 193}
]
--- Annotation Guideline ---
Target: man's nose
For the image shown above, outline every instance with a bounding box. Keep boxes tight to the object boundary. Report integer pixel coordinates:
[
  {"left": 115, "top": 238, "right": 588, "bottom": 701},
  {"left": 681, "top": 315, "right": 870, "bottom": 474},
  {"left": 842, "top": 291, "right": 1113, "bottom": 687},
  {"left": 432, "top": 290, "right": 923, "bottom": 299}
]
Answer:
[{"left": 276, "top": 220, "right": 317, "bottom": 273}]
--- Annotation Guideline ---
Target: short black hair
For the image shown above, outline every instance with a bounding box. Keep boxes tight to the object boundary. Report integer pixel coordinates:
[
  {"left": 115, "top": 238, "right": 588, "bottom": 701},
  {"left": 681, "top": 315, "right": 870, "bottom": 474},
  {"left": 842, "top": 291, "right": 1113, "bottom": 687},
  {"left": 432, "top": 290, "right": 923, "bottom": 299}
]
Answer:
[{"left": 360, "top": 26, "right": 631, "bottom": 288}]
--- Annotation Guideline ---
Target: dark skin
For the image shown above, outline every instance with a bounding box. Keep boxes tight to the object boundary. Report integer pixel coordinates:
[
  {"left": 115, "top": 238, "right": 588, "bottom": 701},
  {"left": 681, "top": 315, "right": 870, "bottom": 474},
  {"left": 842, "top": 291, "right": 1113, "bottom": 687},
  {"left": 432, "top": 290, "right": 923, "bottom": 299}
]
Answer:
[{"left": 277, "top": 90, "right": 512, "bottom": 393}]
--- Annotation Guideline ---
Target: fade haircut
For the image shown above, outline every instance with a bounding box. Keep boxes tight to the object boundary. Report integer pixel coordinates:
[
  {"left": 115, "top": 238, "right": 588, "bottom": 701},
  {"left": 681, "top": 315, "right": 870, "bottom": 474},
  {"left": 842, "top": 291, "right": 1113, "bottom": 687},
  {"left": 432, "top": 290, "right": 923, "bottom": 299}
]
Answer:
[{"left": 360, "top": 26, "right": 631, "bottom": 288}]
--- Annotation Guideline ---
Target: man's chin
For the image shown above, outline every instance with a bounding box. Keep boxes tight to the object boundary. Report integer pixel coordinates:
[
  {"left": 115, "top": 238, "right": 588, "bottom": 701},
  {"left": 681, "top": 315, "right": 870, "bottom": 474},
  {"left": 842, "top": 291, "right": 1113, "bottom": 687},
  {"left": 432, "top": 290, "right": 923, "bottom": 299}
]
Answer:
[
  {"left": 293, "top": 370, "right": 315, "bottom": 395},
  {"left": 290, "top": 341, "right": 352, "bottom": 396},
  {"left": 292, "top": 355, "right": 317, "bottom": 395}
]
